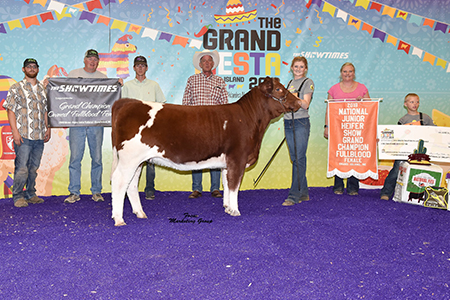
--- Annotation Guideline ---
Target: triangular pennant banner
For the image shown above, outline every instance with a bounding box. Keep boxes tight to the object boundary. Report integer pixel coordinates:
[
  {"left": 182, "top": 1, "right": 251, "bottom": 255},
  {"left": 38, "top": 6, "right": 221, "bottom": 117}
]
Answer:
[
  {"left": 47, "top": 0, "right": 65, "bottom": 14},
  {"left": 172, "top": 36, "right": 189, "bottom": 48},
  {"left": 408, "top": 14, "right": 422, "bottom": 26},
  {"left": 189, "top": 39, "right": 202, "bottom": 49},
  {"left": 436, "top": 58, "right": 446, "bottom": 70},
  {"left": 434, "top": 22, "right": 448, "bottom": 33},
  {"left": 386, "top": 35, "right": 398, "bottom": 46},
  {"left": 336, "top": 10, "right": 348, "bottom": 22},
  {"left": 412, "top": 47, "right": 423, "bottom": 58},
  {"left": 396, "top": 10, "right": 408, "bottom": 20}
]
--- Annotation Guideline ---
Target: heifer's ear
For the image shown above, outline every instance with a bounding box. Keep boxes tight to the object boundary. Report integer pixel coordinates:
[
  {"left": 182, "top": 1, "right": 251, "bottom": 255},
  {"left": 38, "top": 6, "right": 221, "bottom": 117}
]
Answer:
[{"left": 259, "top": 76, "right": 273, "bottom": 94}]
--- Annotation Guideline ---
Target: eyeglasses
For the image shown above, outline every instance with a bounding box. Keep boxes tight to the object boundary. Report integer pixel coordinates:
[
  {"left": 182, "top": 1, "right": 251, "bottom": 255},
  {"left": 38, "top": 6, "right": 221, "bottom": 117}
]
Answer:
[{"left": 25, "top": 65, "right": 38, "bottom": 69}]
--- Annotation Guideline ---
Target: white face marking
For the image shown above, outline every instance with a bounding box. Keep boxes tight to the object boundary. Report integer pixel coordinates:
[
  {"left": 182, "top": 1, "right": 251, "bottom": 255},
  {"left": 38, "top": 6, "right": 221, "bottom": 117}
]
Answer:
[{"left": 223, "top": 120, "right": 228, "bottom": 130}]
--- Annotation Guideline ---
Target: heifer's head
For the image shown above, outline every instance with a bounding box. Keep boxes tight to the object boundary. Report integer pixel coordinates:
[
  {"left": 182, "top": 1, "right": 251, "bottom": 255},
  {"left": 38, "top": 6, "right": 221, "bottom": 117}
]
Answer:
[{"left": 259, "top": 77, "right": 301, "bottom": 113}]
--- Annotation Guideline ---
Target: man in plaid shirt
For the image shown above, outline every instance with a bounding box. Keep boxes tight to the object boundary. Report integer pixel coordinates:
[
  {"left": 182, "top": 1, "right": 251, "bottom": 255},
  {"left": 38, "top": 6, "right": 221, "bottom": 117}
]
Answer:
[{"left": 182, "top": 50, "right": 228, "bottom": 199}]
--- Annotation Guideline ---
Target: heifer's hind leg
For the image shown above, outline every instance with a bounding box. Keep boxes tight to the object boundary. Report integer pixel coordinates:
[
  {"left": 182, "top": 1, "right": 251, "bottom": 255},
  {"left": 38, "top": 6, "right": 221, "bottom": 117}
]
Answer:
[
  {"left": 126, "top": 164, "right": 147, "bottom": 219},
  {"left": 111, "top": 161, "right": 139, "bottom": 226}
]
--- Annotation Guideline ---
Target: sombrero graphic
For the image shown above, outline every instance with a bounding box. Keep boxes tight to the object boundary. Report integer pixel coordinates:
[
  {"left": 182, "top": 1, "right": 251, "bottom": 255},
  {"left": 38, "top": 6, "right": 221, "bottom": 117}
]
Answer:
[{"left": 214, "top": 0, "right": 257, "bottom": 24}]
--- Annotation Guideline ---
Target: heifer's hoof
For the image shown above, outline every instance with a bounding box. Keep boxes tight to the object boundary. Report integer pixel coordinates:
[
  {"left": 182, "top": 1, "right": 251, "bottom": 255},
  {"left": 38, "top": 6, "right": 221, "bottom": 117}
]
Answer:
[
  {"left": 135, "top": 211, "right": 148, "bottom": 219},
  {"left": 225, "top": 208, "right": 241, "bottom": 216},
  {"left": 114, "top": 220, "right": 127, "bottom": 226}
]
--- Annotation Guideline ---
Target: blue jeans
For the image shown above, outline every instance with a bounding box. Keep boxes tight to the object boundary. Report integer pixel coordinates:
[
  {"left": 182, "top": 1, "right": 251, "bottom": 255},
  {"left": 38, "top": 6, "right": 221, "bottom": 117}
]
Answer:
[
  {"left": 334, "top": 176, "right": 359, "bottom": 194},
  {"left": 284, "top": 117, "right": 310, "bottom": 202},
  {"left": 192, "top": 169, "right": 221, "bottom": 193},
  {"left": 380, "top": 160, "right": 402, "bottom": 198},
  {"left": 68, "top": 127, "right": 103, "bottom": 195},
  {"left": 12, "top": 138, "right": 44, "bottom": 203},
  {"left": 144, "top": 162, "right": 155, "bottom": 194}
]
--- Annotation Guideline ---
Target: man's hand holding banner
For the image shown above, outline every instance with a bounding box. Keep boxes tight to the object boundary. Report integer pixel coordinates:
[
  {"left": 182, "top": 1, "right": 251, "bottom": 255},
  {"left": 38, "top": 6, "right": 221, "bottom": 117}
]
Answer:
[
  {"left": 47, "top": 78, "right": 121, "bottom": 127},
  {"left": 327, "top": 100, "right": 380, "bottom": 180}
]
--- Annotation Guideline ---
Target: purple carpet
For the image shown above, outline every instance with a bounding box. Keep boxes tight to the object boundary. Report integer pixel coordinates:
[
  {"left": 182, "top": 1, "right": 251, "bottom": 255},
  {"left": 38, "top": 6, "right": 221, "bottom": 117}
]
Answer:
[{"left": 1, "top": 188, "right": 449, "bottom": 299}]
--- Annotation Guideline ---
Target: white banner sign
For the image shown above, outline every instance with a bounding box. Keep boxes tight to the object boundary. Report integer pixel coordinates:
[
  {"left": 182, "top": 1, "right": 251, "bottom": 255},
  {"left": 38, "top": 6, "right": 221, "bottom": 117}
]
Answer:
[{"left": 378, "top": 125, "right": 450, "bottom": 162}]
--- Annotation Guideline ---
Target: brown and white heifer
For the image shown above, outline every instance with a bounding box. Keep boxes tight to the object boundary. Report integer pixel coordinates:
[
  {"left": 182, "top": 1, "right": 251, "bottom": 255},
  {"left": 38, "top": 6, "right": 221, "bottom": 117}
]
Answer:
[{"left": 110, "top": 77, "right": 300, "bottom": 226}]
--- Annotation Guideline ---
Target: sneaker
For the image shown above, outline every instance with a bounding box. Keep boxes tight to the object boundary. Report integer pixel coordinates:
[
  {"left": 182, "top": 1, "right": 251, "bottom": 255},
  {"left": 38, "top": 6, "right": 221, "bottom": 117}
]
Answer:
[
  {"left": 282, "top": 199, "right": 296, "bottom": 206},
  {"left": 334, "top": 190, "right": 343, "bottom": 195},
  {"left": 14, "top": 198, "right": 28, "bottom": 208},
  {"left": 92, "top": 193, "right": 104, "bottom": 202},
  {"left": 145, "top": 191, "right": 155, "bottom": 200},
  {"left": 65, "top": 194, "right": 80, "bottom": 204},
  {"left": 348, "top": 191, "right": 359, "bottom": 196},
  {"left": 380, "top": 195, "right": 390, "bottom": 201},
  {"left": 27, "top": 195, "right": 44, "bottom": 204}
]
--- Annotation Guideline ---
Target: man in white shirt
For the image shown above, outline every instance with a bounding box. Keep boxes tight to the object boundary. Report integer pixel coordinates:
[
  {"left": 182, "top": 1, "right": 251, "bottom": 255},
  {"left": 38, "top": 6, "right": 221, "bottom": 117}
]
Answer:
[{"left": 122, "top": 56, "right": 166, "bottom": 200}]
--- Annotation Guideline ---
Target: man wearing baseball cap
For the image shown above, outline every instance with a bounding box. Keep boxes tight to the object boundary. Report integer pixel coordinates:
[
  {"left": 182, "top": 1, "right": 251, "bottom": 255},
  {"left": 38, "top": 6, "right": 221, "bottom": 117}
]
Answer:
[
  {"left": 182, "top": 50, "right": 228, "bottom": 199},
  {"left": 122, "top": 55, "right": 166, "bottom": 200},
  {"left": 3, "top": 58, "right": 51, "bottom": 207},
  {"left": 64, "top": 49, "right": 122, "bottom": 204}
]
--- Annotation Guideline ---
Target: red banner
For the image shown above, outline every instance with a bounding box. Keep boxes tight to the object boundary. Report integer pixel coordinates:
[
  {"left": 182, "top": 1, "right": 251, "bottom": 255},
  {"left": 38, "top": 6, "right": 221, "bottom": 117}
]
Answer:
[{"left": 327, "top": 100, "right": 379, "bottom": 180}]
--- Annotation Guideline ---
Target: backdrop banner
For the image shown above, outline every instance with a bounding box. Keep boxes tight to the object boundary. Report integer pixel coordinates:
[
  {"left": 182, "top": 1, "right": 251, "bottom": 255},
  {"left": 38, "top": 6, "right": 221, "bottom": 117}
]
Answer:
[
  {"left": 378, "top": 125, "right": 450, "bottom": 162},
  {"left": 47, "top": 78, "right": 121, "bottom": 127},
  {"left": 327, "top": 100, "right": 379, "bottom": 180}
]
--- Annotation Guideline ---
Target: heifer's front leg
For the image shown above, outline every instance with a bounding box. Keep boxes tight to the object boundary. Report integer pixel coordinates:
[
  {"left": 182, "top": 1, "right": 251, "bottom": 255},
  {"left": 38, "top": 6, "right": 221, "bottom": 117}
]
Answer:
[
  {"left": 222, "top": 169, "right": 230, "bottom": 209},
  {"left": 127, "top": 164, "right": 147, "bottom": 219},
  {"left": 225, "top": 189, "right": 241, "bottom": 216}
]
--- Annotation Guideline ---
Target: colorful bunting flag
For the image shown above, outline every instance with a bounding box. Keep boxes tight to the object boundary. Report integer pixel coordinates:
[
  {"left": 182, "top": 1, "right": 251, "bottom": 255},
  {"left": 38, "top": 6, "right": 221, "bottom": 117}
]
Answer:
[
  {"left": 423, "top": 52, "right": 436, "bottom": 65},
  {"left": 436, "top": 58, "right": 447, "bottom": 70},
  {"left": 159, "top": 32, "right": 172, "bottom": 42},
  {"left": 386, "top": 35, "right": 397, "bottom": 46},
  {"left": 128, "top": 24, "right": 142, "bottom": 34},
  {"left": 189, "top": 39, "right": 202, "bottom": 49},
  {"left": 7, "top": 20, "right": 22, "bottom": 31},
  {"left": 48, "top": 0, "right": 65, "bottom": 14},
  {"left": 423, "top": 18, "right": 435, "bottom": 28},
  {"left": 86, "top": 0, "right": 102, "bottom": 12},
  {"left": 397, "top": 41, "right": 410, "bottom": 54},
  {"left": 54, "top": 8, "right": 73, "bottom": 21},
  {"left": 434, "top": 22, "right": 448, "bottom": 33},
  {"left": 369, "top": 2, "right": 382, "bottom": 12},
  {"left": 111, "top": 19, "right": 127, "bottom": 32},
  {"left": 373, "top": 29, "right": 386, "bottom": 42},
  {"left": 0, "top": 23, "right": 6, "bottom": 34},
  {"left": 408, "top": 14, "right": 422, "bottom": 26},
  {"left": 336, "top": 10, "right": 348, "bottom": 22},
  {"left": 396, "top": 10, "right": 408, "bottom": 20},
  {"left": 79, "top": 11, "right": 96, "bottom": 24},
  {"left": 348, "top": 16, "right": 361, "bottom": 30},
  {"left": 172, "top": 36, "right": 189, "bottom": 48},
  {"left": 322, "top": 2, "right": 336, "bottom": 17},
  {"left": 361, "top": 23, "right": 372, "bottom": 34},
  {"left": 33, "top": 0, "right": 48, "bottom": 8},
  {"left": 23, "top": 15, "right": 40, "bottom": 28},
  {"left": 355, "top": 0, "right": 370, "bottom": 10},
  {"left": 40, "top": 12, "right": 54, "bottom": 23},
  {"left": 97, "top": 15, "right": 110, "bottom": 26},
  {"left": 142, "top": 28, "right": 158, "bottom": 40},
  {"left": 382, "top": 5, "right": 396, "bottom": 18},
  {"left": 412, "top": 47, "right": 423, "bottom": 58}
]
